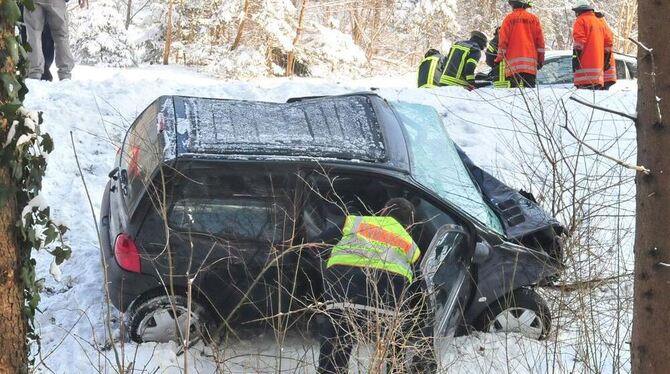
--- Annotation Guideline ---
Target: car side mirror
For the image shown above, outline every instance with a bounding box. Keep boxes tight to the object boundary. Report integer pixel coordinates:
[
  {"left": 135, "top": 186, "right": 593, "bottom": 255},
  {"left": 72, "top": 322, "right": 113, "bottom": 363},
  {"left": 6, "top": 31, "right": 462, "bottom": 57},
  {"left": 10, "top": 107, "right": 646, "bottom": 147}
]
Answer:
[
  {"left": 473, "top": 241, "right": 491, "bottom": 264},
  {"left": 108, "top": 167, "right": 119, "bottom": 180}
]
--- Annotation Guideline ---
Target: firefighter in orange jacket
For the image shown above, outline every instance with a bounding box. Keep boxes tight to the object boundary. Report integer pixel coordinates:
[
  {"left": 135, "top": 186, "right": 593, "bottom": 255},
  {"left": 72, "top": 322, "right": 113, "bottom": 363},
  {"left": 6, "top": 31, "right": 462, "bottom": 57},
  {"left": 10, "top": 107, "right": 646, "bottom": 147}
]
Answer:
[
  {"left": 571, "top": 0, "right": 613, "bottom": 89},
  {"left": 596, "top": 11, "right": 617, "bottom": 89},
  {"left": 495, "top": 0, "right": 545, "bottom": 88}
]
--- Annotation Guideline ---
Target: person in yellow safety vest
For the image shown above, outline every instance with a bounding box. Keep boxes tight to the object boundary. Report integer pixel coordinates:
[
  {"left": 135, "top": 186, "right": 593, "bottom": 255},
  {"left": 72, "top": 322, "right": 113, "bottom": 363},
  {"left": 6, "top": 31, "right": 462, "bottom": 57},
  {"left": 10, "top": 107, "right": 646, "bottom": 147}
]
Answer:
[
  {"left": 317, "top": 197, "right": 421, "bottom": 374},
  {"left": 440, "top": 31, "right": 488, "bottom": 89},
  {"left": 486, "top": 27, "right": 512, "bottom": 88},
  {"left": 417, "top": 49, "right": 445, "bottom": 88}
]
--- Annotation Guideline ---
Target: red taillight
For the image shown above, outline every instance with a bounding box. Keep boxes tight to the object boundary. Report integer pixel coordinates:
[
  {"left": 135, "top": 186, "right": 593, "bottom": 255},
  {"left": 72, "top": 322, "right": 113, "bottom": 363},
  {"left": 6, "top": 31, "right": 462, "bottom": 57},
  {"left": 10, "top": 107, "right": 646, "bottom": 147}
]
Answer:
[{"left": 114, "top": 234, "right": 141, "bottom": 273}]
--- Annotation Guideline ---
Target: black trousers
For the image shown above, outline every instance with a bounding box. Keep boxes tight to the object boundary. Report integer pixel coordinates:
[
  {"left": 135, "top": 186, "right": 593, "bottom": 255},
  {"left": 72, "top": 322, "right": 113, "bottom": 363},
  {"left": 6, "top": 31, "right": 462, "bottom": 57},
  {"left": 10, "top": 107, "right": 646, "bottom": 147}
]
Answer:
[
  {"left": 510, "top": 73, "right": 536, "bottom": 88},
  {"left": 318, "top": 266, "right": 408, "bottom": 374}
]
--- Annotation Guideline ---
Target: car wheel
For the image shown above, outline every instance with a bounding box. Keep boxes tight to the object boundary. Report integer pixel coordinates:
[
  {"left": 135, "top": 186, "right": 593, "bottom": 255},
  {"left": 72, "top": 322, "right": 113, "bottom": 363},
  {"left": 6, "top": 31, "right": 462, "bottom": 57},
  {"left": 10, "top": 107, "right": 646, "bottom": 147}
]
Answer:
[
  {"left": 476, "top": 288, "right": 551, "bottom": 340},
  {"left": 128, "top": 294, "right": 212, "bottom": 344}
]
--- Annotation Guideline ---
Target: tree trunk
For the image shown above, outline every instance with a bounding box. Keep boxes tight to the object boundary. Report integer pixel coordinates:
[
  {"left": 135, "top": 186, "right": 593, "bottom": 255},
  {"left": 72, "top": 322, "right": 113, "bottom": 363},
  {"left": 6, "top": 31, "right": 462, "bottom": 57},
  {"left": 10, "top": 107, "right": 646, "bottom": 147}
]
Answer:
[
  {"left": 0, "top": 1, "right": 27, "bottom": 370},
  {"left": 365, "top": 0, "right": 382, "bottom": 61},
  {"left": 286, "top": 0, "right": 308, "bottom": 77},
  {"left": 617, "top": 2, "right": 638, "bottom": 54},
  {"left": 633, "top": 1, "right": 670, "bottom": 373},
  {"left": 0, "top": 167, "right": 24, "bottom": 374},
  {"left": 162, "top": 0, "right": 174, "bottom": 65},
  {"left": 350, "top": 1, "right": 363, "bottom": 48},
  {"left": 230, "top": 0, "right": 251, "bottom": 51},
  {"left": 125, "top": 0, "right": 132, "bottom": 30}
]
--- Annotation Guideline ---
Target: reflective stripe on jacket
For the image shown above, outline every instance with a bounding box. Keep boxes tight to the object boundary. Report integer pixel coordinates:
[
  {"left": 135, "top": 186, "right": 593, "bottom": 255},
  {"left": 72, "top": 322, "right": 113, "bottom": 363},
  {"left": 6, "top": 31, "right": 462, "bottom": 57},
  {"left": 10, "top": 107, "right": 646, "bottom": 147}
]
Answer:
[
  {"left": 417, "top": 55, "right": 442, "bottom": 88},
  {"left": 327, "top": 216, "right": 420, "bottom": 282},
  {"left": 494, "top": 61, "right": 511, "bottom": 88},
  {"left": 604, "top": 54, "right": 617, "bottom": 83},
  {"left": 486, "top": 37, "right": 511, "bottom": 88},
  {"left": 597, "top": 15, "right": 617, "bottom": 84},
  {"left": 440, "top": 41, "right": 481, "bottom": 87},
  {"left": 573, "top": 11, "right": 613, "bottom": 86},
  {"left": 497, "top": 8, "right": 545, "bottom": 77}
]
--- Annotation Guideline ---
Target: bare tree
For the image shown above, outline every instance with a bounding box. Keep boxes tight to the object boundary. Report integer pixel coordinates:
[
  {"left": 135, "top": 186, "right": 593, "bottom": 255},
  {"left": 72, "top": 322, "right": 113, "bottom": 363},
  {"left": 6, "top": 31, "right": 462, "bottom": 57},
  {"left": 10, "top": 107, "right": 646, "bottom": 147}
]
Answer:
[
  {"left": 162, "top": 0, "right": 174, "bottom": 65},
  {"left": 230, "top": 0, "right": 251, "bottom": 51},
  {"left": 632, "top": 1, "right": 670, "bottom": 373},
  {"left": 286, "top": 0, "right": 308, "bottom": 77}
]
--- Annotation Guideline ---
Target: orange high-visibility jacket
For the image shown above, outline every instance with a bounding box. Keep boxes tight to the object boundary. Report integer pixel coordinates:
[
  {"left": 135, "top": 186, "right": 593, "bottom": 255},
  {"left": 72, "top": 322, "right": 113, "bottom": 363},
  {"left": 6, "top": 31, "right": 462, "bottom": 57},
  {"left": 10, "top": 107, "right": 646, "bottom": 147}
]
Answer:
[
  {"left": 573, "top": 11, "right": 614, "bottom": 87},
  {"left": 597, "top": 15, "right": 617, "bottom": 84},
  {"left": 496, "top": 8, "right": 545, "bottom": 77}
]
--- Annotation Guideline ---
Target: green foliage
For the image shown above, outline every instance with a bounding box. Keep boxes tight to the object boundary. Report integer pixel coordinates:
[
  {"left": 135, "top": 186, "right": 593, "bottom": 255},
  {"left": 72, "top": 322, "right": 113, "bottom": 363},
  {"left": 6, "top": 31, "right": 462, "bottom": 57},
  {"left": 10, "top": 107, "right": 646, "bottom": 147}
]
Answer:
[
  {"left": 0, "top": 73, "right": 20, "bottom": 102},
  {"left": 0, "top": 0, "right": 21, "bottom": 28},
  {"left": 3, "top": 108, "right": 71, "bottom": 362},
  {"left": 0, "top": 0, "right": 71, "bottom": 366}
]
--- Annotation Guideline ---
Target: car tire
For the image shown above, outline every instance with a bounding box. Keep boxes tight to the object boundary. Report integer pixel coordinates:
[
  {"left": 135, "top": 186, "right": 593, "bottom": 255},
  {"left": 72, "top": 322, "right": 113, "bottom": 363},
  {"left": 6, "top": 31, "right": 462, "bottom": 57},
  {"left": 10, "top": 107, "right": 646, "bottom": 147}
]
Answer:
[
  {"left": 475, "top": 288, "right": 551, "bottom": 340},
  {"left": 128, "top": 293, "right": 213, "bottom": 344}
]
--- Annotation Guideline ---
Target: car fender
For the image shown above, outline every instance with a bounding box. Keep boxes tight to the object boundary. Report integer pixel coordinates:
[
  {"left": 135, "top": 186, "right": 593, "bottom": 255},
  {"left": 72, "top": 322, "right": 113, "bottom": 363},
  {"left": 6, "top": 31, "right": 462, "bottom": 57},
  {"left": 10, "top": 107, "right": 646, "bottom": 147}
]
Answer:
[{"left": 463, "top": 243, "right": 559, "bottom": 325}]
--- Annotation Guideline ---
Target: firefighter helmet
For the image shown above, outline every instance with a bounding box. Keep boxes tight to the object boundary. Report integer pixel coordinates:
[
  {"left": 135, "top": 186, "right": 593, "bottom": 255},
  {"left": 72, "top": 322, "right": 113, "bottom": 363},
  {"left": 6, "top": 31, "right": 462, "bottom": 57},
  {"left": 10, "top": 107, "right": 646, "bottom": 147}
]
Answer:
[
  {"left": 571, "top": 0, "right": 594, "bottom": 12},
  {"left": 470, "top": 31, "right": 488, "bottom": 50},
  {"left": 508, "top": 0, "right": 533, "bottom": 7}
]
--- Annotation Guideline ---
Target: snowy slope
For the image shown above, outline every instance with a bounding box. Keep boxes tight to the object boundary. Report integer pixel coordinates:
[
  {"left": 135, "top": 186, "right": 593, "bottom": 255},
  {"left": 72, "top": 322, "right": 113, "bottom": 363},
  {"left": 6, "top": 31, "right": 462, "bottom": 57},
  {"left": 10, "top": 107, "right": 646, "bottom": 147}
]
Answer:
[{"left": 26, "top": 65, "right": 637, "bottom": 373}]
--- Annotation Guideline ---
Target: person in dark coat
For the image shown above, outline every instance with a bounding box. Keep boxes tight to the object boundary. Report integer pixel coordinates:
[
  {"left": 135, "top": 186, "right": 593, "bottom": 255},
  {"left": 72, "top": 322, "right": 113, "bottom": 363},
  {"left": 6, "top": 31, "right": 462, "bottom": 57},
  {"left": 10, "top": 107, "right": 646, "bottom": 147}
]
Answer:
[
  {"left": 315, "top": 197, "right": 422, "bottom": 373},
  {"left": 417, "top": 49, "right": 445, "bottom": 88},
  {"left": 440, "top": 31, "right": 488, "bottom": 89},
  {"left": 486, "top": 27, "right": 512, "bottom": 88}
]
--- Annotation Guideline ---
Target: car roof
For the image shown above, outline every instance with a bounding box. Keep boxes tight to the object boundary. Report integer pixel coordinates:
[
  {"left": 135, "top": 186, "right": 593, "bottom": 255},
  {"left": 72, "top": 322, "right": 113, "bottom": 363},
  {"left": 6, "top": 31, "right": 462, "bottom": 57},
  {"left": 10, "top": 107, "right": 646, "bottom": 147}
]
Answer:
[
  {"left": 545, "top": 50, "right": 636, "bottom": 62},
  {"left": 143, "top": 93, "right": 391, "bottom": 163}
]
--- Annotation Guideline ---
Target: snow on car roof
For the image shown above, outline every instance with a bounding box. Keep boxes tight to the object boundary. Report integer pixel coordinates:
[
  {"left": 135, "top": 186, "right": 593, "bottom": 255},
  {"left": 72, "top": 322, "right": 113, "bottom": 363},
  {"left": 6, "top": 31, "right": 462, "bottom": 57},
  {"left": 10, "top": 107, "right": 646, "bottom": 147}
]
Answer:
[{"left": 157, "top": 94, "right": 386, "bottom": 162}]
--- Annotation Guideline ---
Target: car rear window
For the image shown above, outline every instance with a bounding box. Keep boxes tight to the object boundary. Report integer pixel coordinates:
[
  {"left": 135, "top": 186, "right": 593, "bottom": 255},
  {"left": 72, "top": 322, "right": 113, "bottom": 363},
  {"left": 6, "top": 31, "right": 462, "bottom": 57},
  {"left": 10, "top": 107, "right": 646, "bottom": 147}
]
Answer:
[{"left": 121, "top": 103, "right": 164, "bottom": 212}]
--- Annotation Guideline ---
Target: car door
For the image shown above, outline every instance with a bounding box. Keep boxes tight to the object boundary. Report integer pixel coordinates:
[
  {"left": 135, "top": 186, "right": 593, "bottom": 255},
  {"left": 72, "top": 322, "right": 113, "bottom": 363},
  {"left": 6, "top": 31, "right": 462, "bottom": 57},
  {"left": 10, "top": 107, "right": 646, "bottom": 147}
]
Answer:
[
  {"left": 419, "top": 224, "right": 475, "bottom": 339},
  {"left": 155, "top": 164, "right": 300, "bottom": 323}
]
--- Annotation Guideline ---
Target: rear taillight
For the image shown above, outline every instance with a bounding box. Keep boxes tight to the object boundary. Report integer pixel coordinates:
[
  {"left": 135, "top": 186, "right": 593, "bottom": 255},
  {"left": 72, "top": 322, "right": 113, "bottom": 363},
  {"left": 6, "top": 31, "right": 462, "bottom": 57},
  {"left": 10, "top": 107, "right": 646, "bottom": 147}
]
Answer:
[{"left": 114, "top": 234, "right": 141, "bottom": 273}]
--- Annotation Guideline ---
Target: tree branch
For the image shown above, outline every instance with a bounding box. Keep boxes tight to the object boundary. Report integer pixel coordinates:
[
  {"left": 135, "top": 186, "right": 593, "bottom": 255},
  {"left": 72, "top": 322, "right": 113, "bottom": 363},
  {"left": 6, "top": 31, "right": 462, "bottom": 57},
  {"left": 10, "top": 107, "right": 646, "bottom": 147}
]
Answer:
[
  {"left": 560, "top": 100, "right": 651, "bottom": 175},
  {"left": 568, "top": 96, "right": 637, "bottom": 122}
]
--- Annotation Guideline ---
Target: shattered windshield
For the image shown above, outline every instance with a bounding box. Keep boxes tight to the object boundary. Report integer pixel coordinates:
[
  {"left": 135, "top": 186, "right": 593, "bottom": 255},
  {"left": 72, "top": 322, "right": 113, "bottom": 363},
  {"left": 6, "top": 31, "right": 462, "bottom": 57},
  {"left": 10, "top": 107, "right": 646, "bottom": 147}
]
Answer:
[{"left": 392, "top": 102, "right": 504, "bottom": 234}]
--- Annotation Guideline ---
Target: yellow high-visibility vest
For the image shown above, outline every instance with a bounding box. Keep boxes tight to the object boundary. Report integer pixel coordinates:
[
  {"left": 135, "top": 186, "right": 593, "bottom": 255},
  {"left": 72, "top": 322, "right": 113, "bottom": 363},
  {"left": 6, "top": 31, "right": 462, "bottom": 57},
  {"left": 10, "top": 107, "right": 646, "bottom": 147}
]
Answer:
[{"left": 327, "top": 216, "right": 420, "bottom": 282}]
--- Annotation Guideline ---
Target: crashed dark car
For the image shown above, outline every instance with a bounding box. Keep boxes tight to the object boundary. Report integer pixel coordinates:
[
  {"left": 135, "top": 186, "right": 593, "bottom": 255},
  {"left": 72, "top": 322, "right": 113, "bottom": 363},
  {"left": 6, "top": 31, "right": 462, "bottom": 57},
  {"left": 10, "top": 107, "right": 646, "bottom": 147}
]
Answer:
[{"left": 99, "top": 93, "right": 563, "bottom": 345}]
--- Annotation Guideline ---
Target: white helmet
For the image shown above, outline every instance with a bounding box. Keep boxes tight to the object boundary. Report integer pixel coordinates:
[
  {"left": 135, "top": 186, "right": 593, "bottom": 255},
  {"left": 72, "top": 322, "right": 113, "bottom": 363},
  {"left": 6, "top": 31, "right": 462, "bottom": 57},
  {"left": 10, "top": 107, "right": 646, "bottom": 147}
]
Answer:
[
  {"left": 571, "top": 0, "right": 594, "bottom": 12},
  {"left": 509, "top": 0, "right": 533, "bottom": 7}
]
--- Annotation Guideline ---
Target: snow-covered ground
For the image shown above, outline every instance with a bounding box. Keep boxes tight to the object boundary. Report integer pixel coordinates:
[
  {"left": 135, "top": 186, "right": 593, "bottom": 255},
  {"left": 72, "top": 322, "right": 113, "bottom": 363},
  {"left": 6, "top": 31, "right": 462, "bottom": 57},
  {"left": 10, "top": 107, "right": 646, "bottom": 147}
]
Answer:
[{"left": 26, "top": 65, "right": 637, "bottom": 373}]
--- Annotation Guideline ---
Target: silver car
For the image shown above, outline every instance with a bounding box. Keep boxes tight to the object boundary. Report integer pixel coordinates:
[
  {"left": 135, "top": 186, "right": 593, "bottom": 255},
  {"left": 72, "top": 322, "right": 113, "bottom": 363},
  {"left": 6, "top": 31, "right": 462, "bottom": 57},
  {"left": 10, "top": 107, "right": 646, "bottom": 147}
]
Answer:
[{"left": 537, "top": 50, "right": 637, "bottom": 85}]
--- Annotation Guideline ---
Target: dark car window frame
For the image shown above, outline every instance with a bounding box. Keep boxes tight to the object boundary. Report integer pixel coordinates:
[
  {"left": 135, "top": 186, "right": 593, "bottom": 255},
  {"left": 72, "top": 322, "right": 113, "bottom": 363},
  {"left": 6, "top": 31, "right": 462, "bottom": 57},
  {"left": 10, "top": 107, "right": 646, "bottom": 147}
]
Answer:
[
  {"left": 156, "top": 161, "right": 298, "bottom": 244},
  {"left": 300, "top": 165, "right": 475, "bottom": 253}
]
